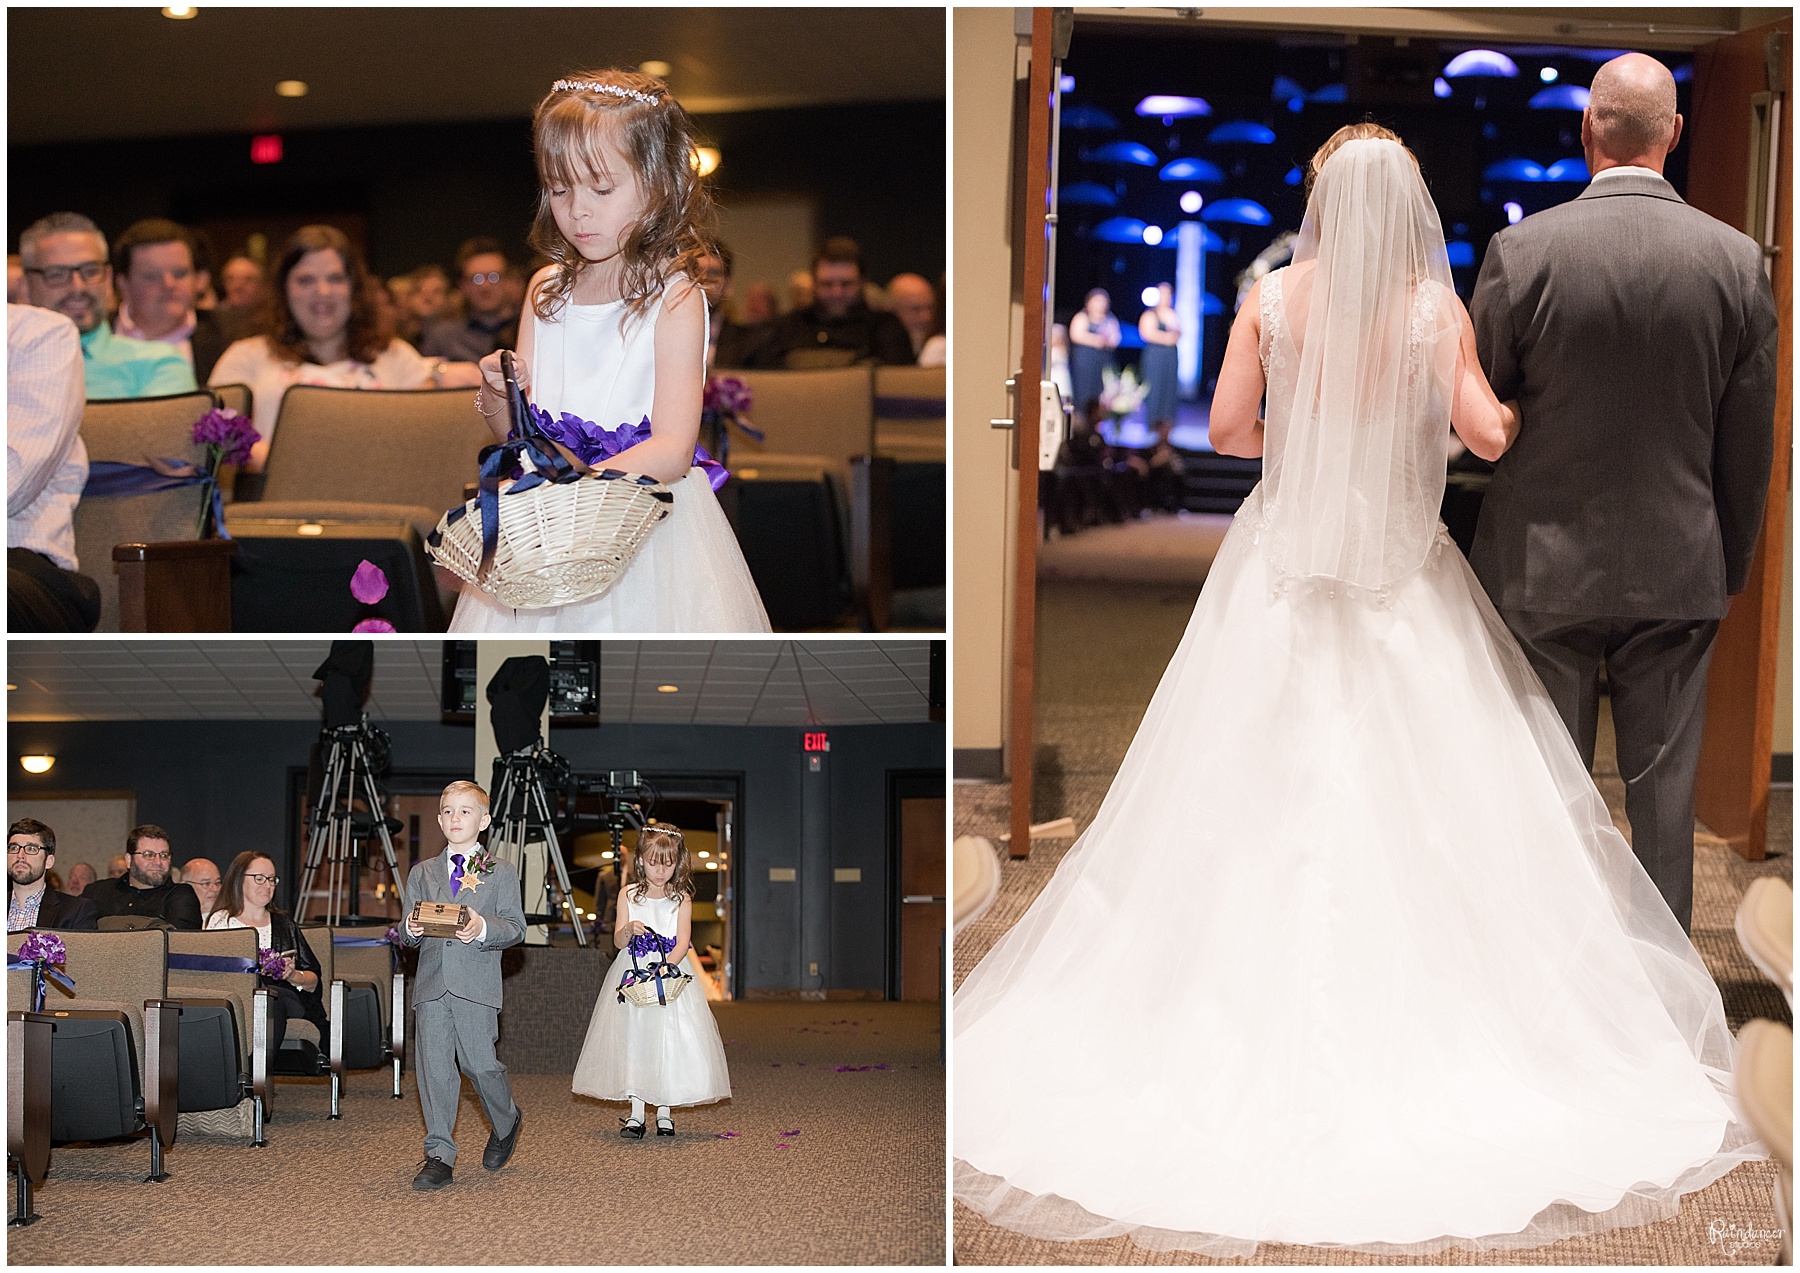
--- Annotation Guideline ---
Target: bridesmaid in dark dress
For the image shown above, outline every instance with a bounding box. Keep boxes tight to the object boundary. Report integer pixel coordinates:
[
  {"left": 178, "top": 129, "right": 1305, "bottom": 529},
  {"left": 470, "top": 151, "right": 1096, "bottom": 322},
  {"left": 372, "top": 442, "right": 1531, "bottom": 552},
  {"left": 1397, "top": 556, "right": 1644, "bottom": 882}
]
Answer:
[
  {"left": 1138, "top": 282, "right": 1181, "bottom": 431},
  {"left": 1068, "top": 288, "right": 1120, "bottom": 425}
]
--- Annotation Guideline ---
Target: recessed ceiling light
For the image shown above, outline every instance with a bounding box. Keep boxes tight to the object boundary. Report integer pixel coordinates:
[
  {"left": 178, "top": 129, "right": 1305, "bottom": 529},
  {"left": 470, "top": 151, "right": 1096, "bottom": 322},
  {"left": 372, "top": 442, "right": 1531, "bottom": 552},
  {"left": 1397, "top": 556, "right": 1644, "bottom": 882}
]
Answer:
[
  {"left": 657, "top": 684, "right": 679, "bottom": 693},
  {"left": 19, "top": 755, "right": 54, "bottom": 774},
  {"left": 601, "top": 850, "right": 615, "bottom": 860},
  {"left": 162, "top": 6, "right": 197, "bottom": 17},
  {"left": 693, "top": 146, "right": 720, "bottom": 177},
  {"left": 639, "top": 60, "right": 671, "bottom": 78},
  {"left": 275, "top": 80, "right": 309, "bottom": 98},
  {"left": 697, "top": 850, "right": 710, "bottom": 858},
  {"left": 5, "top": 683, "right": 15, "bottom": 691},
  {"left": 706, "top": 861, "right": 719, "bottom": 870}
]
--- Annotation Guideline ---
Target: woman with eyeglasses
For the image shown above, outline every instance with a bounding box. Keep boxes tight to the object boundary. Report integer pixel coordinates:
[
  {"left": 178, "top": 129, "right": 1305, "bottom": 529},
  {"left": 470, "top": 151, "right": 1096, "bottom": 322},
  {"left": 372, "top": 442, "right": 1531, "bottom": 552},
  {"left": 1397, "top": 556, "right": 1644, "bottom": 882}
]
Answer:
[
  {"left": 208, "top": 224, "right": 484, "bottom": 470},
  {"left": 206, "top": 851, "right": 326, "bottom": 1052}
]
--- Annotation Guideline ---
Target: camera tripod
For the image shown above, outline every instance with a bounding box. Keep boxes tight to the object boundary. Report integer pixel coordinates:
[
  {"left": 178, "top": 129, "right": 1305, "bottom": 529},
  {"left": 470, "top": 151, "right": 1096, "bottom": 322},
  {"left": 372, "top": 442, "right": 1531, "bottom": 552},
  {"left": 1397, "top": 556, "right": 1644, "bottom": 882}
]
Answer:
[
  {"left": 298, "top": 719, "right": 405, "bottom": 924},
  {"left": 487, "top": 744, "right": 586, "bottom": 947}
]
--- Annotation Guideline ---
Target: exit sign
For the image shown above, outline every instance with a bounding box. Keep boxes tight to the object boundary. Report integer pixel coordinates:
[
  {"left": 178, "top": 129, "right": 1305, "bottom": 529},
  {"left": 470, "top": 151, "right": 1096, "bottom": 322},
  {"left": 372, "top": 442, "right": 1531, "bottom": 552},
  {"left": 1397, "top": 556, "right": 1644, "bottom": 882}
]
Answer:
[
  {"left": 250, "top": 134, "right": 284, "bottom": 164},
  {"left": 803, "top": 731, "right": 830, "bottom": 752}
]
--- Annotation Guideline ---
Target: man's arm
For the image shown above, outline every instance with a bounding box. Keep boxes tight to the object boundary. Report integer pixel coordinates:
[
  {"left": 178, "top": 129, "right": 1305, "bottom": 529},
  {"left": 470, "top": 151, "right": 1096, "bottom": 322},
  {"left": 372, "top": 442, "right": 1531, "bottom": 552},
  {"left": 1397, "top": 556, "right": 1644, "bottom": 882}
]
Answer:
[
  {"left": 7, "top": 307, "right": 86, "bottom": 518},
  {"left": 477, "top": 862, "right": 527, "bottom": 952},
  {"left": 1468, "top": 234, "right": 1521, "bottom": 403},
  {"left": 873, "top": 313, "right": 917, "bottom": 366},
  {"left": 164, "top": 884, "right": 203, "bottom": 931},
  {"left": 1713, "top": 251, "right": 1779, "bottom": 595}
]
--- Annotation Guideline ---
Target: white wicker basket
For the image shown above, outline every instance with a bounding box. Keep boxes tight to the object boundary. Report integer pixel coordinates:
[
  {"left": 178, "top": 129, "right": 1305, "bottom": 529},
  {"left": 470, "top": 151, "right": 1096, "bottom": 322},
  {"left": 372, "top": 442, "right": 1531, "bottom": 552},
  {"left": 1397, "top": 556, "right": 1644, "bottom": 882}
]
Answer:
[
  {"left": 428, "top": 465, "right": 672, "bottom": 609},
  {"left": 619, "top": 961, "right": 691, "bottom": 1007}
]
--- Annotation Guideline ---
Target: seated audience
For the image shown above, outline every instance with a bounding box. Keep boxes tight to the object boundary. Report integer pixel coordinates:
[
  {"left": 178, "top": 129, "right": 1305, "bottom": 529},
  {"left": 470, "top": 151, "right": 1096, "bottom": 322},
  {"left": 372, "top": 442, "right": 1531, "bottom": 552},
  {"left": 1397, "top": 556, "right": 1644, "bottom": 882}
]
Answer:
[
  {"left": 64, "top": 861, "right": 96, "bottom": 895},
  {"left": 7, "top": 255, "right": 26, "bottom": 305},
  {"left": 887, "top": 272, "right": 945, "bottom": 367},
  {"left": 751, "top": 238, "right": 914, "bottom": 368},
  {"left": 740, "top": 280, "right": 777, "bottom": 326},
  {"left": 214, "top": 253, "right": 266, "bottom": 342},
  {"left": 8, "top": 818, "right": 99, "bottom": 932},
  {"left": 208, "top": 225, "right": 482, "bottom": 469},
  {"left": 106, "top": 853, "right": 128, "bottom": 879},
  {"left": 207, "top": 852, "right": 327, "bottom": 1053},
  {"left": 19, "top": 213, "right": 196, "bottom": 399},
  {"left": 785, "top": 269, "right": 814, "bottom": 314},
  {"left": 82, "top": 824, "right": 202, "bottom": 929},
  {"left": 396, "top": 263, "right": 452, "bottom": 345},
  {"left": 180, "top": 855, "right": 223, "bottom": 921},
  {"left": 8, "top": 304, "right": 100, "bottom": 632},
  {"left": 421, "top": 237, "right": 519, "bottom": 361},
  {"left": 698, "top": 243, "right": 767, "bottom": 370},
  {"left": 111, "top": 219, "right": 229, "bottom": 382}
]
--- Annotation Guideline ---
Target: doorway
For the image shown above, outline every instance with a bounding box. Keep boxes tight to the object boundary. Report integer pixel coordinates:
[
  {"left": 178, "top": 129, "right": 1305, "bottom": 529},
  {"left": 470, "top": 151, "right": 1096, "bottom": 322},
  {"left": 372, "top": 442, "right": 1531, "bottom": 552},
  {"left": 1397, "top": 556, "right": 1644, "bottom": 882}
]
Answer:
[{"left": 888, "top": 770, "right": 947, "bottom": 1001}]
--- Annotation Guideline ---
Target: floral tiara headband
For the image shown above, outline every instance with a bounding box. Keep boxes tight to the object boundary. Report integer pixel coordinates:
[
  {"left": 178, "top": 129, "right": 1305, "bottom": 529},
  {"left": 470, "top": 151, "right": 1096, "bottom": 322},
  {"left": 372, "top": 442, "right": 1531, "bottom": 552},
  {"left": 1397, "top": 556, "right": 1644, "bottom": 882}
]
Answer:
[
  {"left": 551, "top": 79, "right": 662, "bottom": 106},
  {"left": 640, "top": 824, "right": 684, "bottom": 846}
]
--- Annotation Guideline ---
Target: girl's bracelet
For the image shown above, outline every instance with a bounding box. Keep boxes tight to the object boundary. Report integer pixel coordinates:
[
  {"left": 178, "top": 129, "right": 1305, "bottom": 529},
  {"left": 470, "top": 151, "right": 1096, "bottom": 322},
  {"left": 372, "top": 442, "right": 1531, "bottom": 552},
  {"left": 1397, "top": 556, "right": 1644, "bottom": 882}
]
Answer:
[{"left": 474, "top": 386, "right": 504, "bottom": 418}]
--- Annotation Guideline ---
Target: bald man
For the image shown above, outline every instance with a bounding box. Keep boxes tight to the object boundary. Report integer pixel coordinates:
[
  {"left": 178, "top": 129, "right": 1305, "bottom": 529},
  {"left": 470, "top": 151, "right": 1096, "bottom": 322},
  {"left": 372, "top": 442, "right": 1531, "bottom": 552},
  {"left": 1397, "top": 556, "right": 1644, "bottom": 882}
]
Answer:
[
  {"left": 180, "top": 856, "right": 222, "bottom": 919},
  {"left": 1469, "top": 52, "right": 1778, "bottom": 933},
  {"left": 886, "top": 274, "right": 938, "bottom": 359}
]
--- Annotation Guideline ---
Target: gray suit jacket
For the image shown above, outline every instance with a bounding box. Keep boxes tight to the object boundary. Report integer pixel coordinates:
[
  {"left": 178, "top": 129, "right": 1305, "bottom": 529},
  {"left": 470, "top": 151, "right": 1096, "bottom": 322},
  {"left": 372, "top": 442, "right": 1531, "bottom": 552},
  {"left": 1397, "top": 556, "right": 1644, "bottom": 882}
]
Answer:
[
  {"left": 1469, "top": 172, "right": 1778, "bottom": 619},
  {"left": 399, "top": 851, "right": 524, "bottom": 1010}
]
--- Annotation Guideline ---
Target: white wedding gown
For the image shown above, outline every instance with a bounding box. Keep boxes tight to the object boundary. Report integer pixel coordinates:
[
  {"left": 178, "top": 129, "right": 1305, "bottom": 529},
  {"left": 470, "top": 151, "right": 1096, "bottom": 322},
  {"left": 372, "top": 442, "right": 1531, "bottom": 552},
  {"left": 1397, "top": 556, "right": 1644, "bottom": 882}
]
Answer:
[
  {"left": 447, "top": 286, "right": 770, "bottom": 633},
  {"left": 954, "top": 141, "right": 1758, "bottom": 1258}
]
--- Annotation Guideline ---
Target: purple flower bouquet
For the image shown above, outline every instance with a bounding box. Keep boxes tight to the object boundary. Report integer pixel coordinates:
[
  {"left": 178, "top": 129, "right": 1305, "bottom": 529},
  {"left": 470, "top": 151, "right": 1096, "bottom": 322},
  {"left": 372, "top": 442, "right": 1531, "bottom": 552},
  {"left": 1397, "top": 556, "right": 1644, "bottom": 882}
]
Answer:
[
  {"left": 519, "top": 406, "right": 728, "bottom": 492},
  {"left": 190, "top": 408, "right": 261, "bottom": 538},
  {"left": 17, "top": 931, "right": 65, "bottom": 966},
  {"left": 256, "top": 947, "right": 290, "bottom": 980}
]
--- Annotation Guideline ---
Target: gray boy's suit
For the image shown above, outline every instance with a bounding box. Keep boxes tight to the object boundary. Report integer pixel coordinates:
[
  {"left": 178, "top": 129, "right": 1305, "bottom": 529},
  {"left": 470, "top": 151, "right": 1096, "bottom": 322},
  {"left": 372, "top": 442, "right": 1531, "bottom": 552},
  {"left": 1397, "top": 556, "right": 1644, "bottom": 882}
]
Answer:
[
  {"left": 1470, "top": 169, "right": 1778, "bottom": 931},
  {"left": 400, "top": 851, "right": 525, "bottom": 1164}
]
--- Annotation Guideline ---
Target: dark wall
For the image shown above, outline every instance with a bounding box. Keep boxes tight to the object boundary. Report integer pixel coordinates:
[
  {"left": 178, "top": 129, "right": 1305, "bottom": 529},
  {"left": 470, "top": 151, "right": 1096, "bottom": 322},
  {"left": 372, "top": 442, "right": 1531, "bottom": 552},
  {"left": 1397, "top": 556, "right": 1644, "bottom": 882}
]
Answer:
[
  {"left": 7, "top": 716, "right": 943, "bottom": 994},
  {"left": 8, "top": 100, "right": 945, "bottom": 285}
]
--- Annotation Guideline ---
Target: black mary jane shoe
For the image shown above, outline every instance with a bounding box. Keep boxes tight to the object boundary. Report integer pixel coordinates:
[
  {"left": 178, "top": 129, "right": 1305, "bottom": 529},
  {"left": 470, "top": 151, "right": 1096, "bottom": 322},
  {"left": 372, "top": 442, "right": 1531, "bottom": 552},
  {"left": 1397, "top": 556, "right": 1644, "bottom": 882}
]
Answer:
[
  {"left": 655, "top": 1116, "right": 675, "bottom": 1137},
  {"left": 619, "top": 1117, "right": 646, "bottom": 1139}
]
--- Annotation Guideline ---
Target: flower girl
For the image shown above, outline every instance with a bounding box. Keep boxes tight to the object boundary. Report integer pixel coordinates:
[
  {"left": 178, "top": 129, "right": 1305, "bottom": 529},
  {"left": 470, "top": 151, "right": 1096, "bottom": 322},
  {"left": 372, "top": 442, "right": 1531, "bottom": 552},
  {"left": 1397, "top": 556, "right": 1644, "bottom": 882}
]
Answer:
[
  {"left": 448, "top": 68, "right": 768, "bottom": 632},
  {"left": 571, "top": 822, "right": 730, "bottom": 1136}
]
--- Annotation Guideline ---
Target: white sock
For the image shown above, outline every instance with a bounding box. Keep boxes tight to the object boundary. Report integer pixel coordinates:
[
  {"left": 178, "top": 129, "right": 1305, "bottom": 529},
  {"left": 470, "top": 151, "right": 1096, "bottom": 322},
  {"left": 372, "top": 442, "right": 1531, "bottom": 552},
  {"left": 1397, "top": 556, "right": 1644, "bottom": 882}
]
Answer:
[
  {"left": 656, "top": 1105, "right": 672, "bottom": 1124},
  {"left": 630, "top": 1097, "right": 645, "bottom": 1123}
]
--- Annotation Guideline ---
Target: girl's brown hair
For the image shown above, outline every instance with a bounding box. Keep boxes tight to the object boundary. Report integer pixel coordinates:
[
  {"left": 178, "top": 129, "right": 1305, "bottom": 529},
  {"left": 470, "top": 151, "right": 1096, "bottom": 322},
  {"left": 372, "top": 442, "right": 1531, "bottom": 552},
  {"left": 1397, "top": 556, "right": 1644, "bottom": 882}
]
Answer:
[
  {"left": 216, "top": 850, "right": 278, "bottom": 924},
  {"left": 528, "top": 69, "right": 717, "bottom": 323},
  {"left": 1304, "top": 122, "right": 1415, "bottom": 202},
  {"left": 629, "top": 821, "right": 696, "bottom": 902},
  {"left": 259, "top": 224, "right": 389, "bottom": 366}
]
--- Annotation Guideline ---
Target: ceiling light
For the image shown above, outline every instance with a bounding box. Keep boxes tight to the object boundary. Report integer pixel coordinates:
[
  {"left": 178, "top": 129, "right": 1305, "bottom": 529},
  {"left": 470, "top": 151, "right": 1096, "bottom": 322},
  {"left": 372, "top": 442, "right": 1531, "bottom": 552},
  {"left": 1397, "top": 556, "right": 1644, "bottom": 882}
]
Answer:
[
  {"left": 601, "top": 850, "right": 615, "bottom": 860},
  {"left": 639, "top": 60, "right": 672, "bottom": 78},
  {"left": 697, "top": 850, "right": 710, "bottom": 858},
  {"left": 1141, "top": 286, "right": 1160, "bottom": 306},
  {"left": 162, "top": 6, "right": 197, "bottom": 17},
  {"left": 706, "top": 861, "right": 719, "bottom": 870},
  {"left": 1142, "top": 224, "right": 1164, "bottom": 246},
  {"left": 1179, "top": 190, "right": 1203, "bottom": 214},
  {"left": 657, "top": 684, "right": 680, "bottom": 693},
  {"left": 693, "top": 146, "right": 721, "bottom": 177},
  {"left": 5, "top": 683, "right": 15, "bottom": 691},
  {"left": 275, "top": 80, "right": 309, "bottom": 98},
  {"left": 19, "top": 755, "right": 54, "bottom": 775}
]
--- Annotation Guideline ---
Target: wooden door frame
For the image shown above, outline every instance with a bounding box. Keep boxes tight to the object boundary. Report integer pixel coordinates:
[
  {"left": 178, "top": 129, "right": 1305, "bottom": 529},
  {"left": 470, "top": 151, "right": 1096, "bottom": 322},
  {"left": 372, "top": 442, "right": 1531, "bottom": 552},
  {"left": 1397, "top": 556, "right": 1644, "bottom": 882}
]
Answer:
[
  {"left": 887, "top": 768, "right": 947, "bottom": 1000},
  {"left": 1688, "top": 18, "right": 1792, "bottom": 860}
]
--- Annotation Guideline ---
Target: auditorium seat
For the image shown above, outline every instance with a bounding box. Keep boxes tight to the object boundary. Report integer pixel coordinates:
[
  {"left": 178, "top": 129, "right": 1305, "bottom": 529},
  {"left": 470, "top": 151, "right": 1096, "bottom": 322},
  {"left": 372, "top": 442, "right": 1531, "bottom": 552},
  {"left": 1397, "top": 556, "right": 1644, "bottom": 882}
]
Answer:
[
  {"left": 71, "top": 388, "right": 233, "bottom": 632},
  {"left": 211, "top": 382, "right": 253, "bottom": 424},
  {"left": 953, "top": 836, "right": 1001, "bottom": 935},
  {"left": 165, "top": 927, "right": 270, "bottom": 1145},
  {"left": 8, "top": 1008, "right": 53, "bottom": 1223},
  {"left": 329, "top": 925, "right": 408, "bottom": 1100},
  {"left": 724, "top": 455, "right": 851, "bottom": 629},
  {"left": 873, "top": 365, "right": 946, "bottom": 462},
  {"left": 1733, "top": 1019, "right": 1792, "bottom": 1264},
  {"left": 1736, "top": 876, "right": 1793, "bottom": 1009}
]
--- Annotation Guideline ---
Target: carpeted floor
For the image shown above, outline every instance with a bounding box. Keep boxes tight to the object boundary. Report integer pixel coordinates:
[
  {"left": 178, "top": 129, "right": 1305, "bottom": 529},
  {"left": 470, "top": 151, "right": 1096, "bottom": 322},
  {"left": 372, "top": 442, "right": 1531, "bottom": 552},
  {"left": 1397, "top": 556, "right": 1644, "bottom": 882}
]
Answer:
[
  {"left": 11, "top": 1001, "right": 944, "bottom": 1266},
  {"left": 952, "top": 564, "right": 1794, "bottom": 1266}
]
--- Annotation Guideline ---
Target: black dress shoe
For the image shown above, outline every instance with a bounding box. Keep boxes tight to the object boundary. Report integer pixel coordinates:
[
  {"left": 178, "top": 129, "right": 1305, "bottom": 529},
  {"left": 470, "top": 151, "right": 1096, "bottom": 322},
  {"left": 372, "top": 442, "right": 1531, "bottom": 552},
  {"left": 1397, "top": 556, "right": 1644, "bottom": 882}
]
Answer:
[
  {"left": 619, "top": 1117, "right": 646, "bottom": 1139},
  {"left": 655, "top": 1115, "right": 675, "bottom": 1137},
  {"left": 412, "top": 1156, "right": 453, "bottom": 1191},
  {"left": 483, "top": 1107, "right": 522, "bottom": 1171}
]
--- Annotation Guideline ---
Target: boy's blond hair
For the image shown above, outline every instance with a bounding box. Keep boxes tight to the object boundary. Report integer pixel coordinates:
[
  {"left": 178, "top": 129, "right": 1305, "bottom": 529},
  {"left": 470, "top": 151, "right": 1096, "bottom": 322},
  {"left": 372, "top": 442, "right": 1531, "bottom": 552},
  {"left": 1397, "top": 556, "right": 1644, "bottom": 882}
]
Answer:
[{"left": 441, "top": 779, "right": 490, "bottom": 811}]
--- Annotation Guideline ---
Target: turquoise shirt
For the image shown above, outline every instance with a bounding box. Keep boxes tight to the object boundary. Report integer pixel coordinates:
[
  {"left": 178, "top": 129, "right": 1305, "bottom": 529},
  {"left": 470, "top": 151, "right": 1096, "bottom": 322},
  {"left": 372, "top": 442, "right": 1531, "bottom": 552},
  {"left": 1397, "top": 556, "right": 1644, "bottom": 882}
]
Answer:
[{"left": 78, "top": 321, "right": 197, "bottom": 400}]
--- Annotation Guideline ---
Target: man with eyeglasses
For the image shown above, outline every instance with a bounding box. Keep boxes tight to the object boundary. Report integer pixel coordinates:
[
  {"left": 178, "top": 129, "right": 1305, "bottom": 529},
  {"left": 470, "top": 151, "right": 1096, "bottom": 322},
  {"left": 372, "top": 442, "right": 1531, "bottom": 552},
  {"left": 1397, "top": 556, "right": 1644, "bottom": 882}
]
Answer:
[
  {"left": 81, "top": 824, "right": 202, "bottom": 929},
  {"left": 420, "top": 237, "right": 519, "bottom": 363},
  {"left": 8, "top": 818, "right": 98, "bottom": 932},
  {"left": 18, "top": 212, "right": 196, "bottom": 400}
]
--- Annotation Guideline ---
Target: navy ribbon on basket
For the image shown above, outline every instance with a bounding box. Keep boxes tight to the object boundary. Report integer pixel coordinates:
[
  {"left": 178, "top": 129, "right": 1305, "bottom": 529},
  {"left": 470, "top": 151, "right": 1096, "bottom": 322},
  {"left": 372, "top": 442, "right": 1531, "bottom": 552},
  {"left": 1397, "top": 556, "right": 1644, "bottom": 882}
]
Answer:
[
  {"left": 83, "top": 459, "right": 231, "bottom": 540},
  {"left": 618, "top": 928, "right": 680, "bottom": 1006},
  {"left": 7, "top": 955, "right": 75, "bottom": 1012}
]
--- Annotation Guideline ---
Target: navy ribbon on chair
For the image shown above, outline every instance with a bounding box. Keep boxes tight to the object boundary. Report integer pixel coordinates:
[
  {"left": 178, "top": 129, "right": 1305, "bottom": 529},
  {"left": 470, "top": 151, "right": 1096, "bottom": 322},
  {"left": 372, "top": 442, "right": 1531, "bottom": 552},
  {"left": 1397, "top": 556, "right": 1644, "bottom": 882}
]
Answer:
[
  {"left": 332, "top": 933, "right": 401, "bottom": 971},
  {"left": 874, "top": 395, "right": 946, "bottom": 419},
  {"left": 7, "top": 955, "right": 75, "bottom": 1012},
  {"left": 165, "top": 952, "right": 259, "bottom": 975},
  {"left": 83, "top": 459, "right": 231, "bottom": 540}
]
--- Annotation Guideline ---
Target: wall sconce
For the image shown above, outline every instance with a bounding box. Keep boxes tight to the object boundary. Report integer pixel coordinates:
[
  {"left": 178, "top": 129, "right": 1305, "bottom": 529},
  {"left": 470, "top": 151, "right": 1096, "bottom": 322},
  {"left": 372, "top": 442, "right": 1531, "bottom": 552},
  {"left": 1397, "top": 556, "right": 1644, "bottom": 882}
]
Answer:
[{"left": 19, "top": 755, "right": 55, "bottom": 775}]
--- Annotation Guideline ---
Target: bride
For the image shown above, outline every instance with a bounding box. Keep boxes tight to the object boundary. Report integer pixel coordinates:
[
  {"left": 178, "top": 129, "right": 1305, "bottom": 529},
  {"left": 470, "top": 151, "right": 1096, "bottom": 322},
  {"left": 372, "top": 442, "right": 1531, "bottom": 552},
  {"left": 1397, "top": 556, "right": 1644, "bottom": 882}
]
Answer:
[{"left": 953, "top": 125, "right": 1759, "bottom": 1257}]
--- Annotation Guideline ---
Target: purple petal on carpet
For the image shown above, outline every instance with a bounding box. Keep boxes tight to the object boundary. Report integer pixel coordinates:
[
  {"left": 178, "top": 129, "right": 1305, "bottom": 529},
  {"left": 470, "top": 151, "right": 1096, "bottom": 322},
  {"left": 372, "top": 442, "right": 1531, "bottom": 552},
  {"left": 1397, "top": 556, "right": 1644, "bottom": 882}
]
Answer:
[
  {"left": 352, "top": 619, "right": 397, "bottom": 633},
  {"left": 715, "top": 1131, "right": 740, "bottom": 1139}
]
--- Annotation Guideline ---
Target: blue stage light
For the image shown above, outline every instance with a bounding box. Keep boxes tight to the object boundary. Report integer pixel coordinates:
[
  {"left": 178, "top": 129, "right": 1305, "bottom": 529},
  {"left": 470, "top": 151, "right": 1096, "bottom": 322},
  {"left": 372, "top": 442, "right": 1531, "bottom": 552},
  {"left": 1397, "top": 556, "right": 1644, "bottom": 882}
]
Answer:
[
  {"left": 1529, "top": 85, "right": 1591, "bottom": 110},
  {"left": 1673, "top": 63, "right": 1693, "bottom": 83},
  {"left": 1179, "top": 190, "right": 1204, "bottom": 214},
  {"left": 1088, "top": 141, "right": 1159, "bottom": 166},
  {"left": 1093, "top": 217, "right": 1149, "bottom": 243},
  {"left": 1141, "top": 286, "right": 1161, "bottom": 306},
  {"left": 1136, "top": 95, "right": 1211, "bottom": 118},
  {"left": 1060, "top": 182, "right": 1119, "bottom": 207},
  {"left": 1060, "top": 74, "right": 1076, "bottom": 93},
  {"left": 1201, "top": 293, "right": 1227, "bottom": 315},
  {"left": 1444, "top": 49, "right": 1519, "bottom": 78},
  {"left": 1159, "top": 156, "right": 1226, "bottom": 184},
  {"left": 1446, "top": 241, "right": 1477, "bottom": 268},
  {"left": 1272, "top": 75, "right": 1305, "bottom": 101},
  {"left": 1200, "top": 198, "right": 1273, "bottom": 226},
  {"left": 1143, "top": 225, "right": 1165, "bottom": 246},
  {"left": 1207, "top": 121, "right": 1277, "bottom": 145},
  {"left": 1284, "top": 166, "right": 1304, "bottom": 187},
  {"left": 1310, "top": 83, "right": 1346, "bottom": 102},
  {"left": 1504, "top": 201, "right": 1524, "bottom": 225},
  {"left": 1484, "top": 158, "right": 1546, "bottom": 182},
  {"left": 1061, "top": 105, "right": 1118, "bottom": 130},
  {"left": 1434, "top": 77, "right": 1453, "bottom": 98},
  {"left": 1540, "top": 66, "right": 1559, "bottom": 83},
  {"left": 1543, "top": 157, "right": 1590, "bottom": 182}
]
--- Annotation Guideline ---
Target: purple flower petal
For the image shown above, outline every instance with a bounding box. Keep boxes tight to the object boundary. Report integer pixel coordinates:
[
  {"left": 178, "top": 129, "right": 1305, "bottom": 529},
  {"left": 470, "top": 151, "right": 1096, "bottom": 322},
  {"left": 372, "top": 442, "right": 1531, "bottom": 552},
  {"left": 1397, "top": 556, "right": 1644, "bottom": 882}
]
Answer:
[
  {"left": 774, "top": 1143, "right": 790, "bottom": 1150},
  {"left": 780, "top": 1129, "right": 801, "bottom": 1137},
  {"left": 350, "top": 559, "right": 390, "bottom": 604},
  {"left": 715, "top": 1131, "right": 740, "bottom": 1139},
  {"left": 352, "top": 619, "right": 397, "bottom": 633}
]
